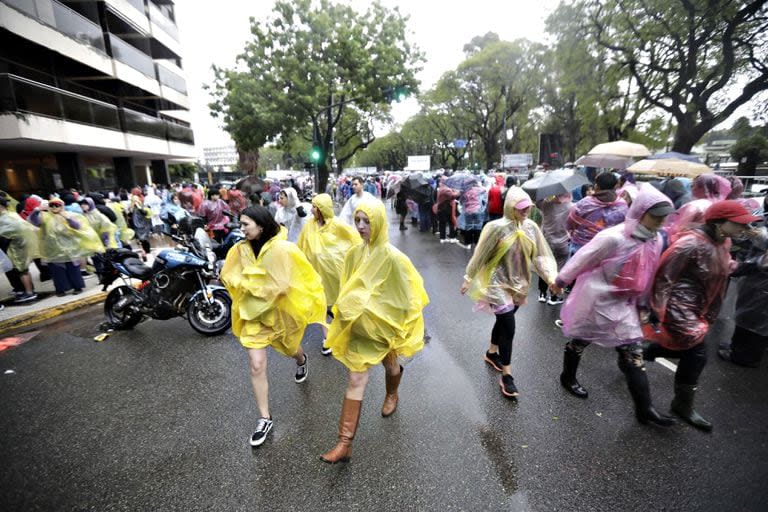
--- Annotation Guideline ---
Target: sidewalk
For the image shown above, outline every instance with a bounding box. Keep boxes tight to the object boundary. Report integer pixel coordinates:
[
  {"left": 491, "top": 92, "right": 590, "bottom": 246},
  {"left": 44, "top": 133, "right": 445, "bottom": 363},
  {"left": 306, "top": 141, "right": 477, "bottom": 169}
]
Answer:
[{"left": 0, "top": 235, "right": 172, "bottom": 332}]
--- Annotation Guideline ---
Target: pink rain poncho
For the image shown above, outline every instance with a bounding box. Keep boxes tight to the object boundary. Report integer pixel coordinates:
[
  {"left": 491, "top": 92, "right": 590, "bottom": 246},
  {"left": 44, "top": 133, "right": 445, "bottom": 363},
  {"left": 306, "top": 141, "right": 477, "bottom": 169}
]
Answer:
[
  {"left": 556, "top": 185, "right": 673, "bottom": 347},
  {"left": 646, "top": 228, "right": 731, "bottom": 350},
  {"left": 664, "top": 174, "right": 731, "bottom": 241},
  {"left": 566, "top": 191, "right": 628, "bottom": 250}
]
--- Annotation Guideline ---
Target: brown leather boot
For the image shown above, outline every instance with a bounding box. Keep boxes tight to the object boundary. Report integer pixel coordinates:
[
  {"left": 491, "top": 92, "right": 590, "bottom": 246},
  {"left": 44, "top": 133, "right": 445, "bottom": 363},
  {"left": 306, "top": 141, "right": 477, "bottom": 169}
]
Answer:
[
  {"left": 381, "top": 365, "right": 403, "bottom": 417},
  {"left": 320, "top": 398, "right": 362, "bottom": 464}
]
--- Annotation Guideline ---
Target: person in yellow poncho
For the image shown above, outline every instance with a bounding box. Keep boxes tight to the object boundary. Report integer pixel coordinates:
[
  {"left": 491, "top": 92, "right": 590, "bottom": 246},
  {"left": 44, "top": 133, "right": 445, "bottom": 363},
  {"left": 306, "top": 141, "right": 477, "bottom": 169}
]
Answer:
[
  {"left": 106, "top": 198, "right": 135, "bottom": 248},
  {"left": 0, "top": 197, "right": 39, "bottom": 302},
  {"left": 321, "top": 200, "right": 429, "bottom": 464},
  {"left": 29, "top": 197, "right": 103, "bottom": 296},
  {"left": 220, "top": 205, "right": 326, "bottom": 448},
  {"left": 297, "top": 193, "right": 361, "bottom": 356},
  {"left": 460, "top": 187, "right": 557, "bottom": 399}
]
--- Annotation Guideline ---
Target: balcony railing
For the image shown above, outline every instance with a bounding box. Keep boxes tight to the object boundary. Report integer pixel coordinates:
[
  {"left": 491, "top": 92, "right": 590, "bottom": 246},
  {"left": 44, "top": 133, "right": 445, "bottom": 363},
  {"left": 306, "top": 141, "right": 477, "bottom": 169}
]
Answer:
[
  {"left": 108, "top": 33, "right": 155, "bottom": 78},
  {"left": 2, "top": 0, "right": 107, "bottom": 53},
  {"left": 0, "top": 74, "right": 120, "bottom": 130},
  {"left": 0, "top": 74, "right": 193, "bottom": 145},
  {"left": 148, "top": 1, "right": 178, "bottom": 41},
  {"left": 155, "top": 63, "right": 187, "bottom": 94}
]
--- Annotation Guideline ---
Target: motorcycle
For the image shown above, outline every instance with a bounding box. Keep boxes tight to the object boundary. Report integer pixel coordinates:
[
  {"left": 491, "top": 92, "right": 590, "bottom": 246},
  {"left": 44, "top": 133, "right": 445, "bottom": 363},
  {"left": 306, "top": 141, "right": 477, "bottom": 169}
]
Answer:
[{"left": 97, "top": 217, "right": 232, "bottom": 336}]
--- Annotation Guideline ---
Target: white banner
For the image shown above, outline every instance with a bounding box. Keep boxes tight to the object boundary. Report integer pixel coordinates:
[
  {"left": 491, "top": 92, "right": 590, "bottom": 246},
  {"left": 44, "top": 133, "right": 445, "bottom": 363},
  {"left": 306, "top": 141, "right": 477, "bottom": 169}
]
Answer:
[{"left": 406, "top": 155, "right": 431, "bottom": 171}]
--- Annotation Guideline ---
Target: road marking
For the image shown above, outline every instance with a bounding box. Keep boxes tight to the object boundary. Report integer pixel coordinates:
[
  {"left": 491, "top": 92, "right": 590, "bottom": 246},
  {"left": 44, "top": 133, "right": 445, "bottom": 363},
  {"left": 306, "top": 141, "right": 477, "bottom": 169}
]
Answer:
[{"left": 656, "top": 357, "right": 678, "bottom": 372}]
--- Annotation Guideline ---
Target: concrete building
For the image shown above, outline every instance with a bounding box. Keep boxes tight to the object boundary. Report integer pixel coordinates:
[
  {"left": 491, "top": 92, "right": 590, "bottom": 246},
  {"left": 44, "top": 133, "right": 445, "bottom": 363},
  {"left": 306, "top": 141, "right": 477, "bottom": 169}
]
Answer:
[{"left": 0, "top": 0, "right": 195, "bottom": 197}]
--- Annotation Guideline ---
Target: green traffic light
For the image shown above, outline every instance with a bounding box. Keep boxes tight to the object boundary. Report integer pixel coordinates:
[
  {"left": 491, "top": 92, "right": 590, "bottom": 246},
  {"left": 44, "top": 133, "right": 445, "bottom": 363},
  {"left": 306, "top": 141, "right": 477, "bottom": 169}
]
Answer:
[{"left": 310, "top": 147, "right": 322, "bottom": 163}]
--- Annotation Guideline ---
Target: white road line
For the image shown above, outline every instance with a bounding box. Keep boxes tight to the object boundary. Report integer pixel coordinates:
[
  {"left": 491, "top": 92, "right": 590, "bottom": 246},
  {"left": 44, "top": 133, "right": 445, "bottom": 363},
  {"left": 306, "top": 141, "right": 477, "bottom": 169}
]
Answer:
[{"left": 655, "top": 357, "right": 678, "bottom": 372}]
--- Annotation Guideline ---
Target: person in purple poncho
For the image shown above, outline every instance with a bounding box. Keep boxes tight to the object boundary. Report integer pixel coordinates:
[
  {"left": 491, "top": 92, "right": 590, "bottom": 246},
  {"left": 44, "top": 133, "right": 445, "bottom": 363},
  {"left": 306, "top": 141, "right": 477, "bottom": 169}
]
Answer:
[
  {"left": 550, "top": 185, "right": 676, "bottom": 427},
  {"left": 566, "top": 172, "right": 628, "bottom": 256}
]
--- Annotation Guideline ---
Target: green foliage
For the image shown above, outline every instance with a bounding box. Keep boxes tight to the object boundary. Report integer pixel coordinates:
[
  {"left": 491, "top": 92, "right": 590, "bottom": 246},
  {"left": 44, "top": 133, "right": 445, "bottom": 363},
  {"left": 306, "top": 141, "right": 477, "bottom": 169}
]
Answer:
[
  {"left": 730, "top": 134, "right": 768, "bottom": 173},
  {"left": 208, "top": 0, "right": 423, "bottom": 189},
  {"left": 582, "top": 0, "right": 768, "bottom": 152},
  {"left": 168, "top": 163, "right": 197, "bottom": 181}
]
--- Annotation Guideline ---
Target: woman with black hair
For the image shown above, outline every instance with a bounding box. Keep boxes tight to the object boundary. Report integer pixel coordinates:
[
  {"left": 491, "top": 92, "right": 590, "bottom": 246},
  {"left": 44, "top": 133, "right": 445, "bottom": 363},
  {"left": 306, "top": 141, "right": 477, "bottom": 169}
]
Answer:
[{"left": 220, "top": 205, "right": 326, "bottom": 447}]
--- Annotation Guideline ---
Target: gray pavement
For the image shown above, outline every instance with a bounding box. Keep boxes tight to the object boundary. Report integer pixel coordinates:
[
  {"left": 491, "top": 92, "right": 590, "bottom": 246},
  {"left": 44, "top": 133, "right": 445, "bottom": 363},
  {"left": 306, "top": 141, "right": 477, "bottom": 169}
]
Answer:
[{"left": 1, "top": 212, "right": 767, "bottom": 511}]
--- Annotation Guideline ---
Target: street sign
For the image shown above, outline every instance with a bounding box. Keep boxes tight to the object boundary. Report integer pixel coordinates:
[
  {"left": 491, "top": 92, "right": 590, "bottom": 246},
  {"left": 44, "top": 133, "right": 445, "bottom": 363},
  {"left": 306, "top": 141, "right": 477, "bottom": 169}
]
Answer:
[
  {"left": 454, "top": 139, "right": 467, "bottom": 148},
  {"left": 502, "top": 153, "right": 533, "bottom": 167}
]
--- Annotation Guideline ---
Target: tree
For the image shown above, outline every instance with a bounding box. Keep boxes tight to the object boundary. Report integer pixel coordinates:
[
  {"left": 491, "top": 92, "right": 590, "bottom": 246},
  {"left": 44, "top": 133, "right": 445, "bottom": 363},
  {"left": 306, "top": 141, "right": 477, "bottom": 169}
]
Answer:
[
  {"left": 208, "top": 0, "right": 423, "bottom": 190},
  {"left": 731, "top": 134, "right": 768, "bottom": 173},
  {"left": 586, "top": 0, "right": 768, "bottom": 152},
  {"left": 168, "top": 163, "right": 197, "bottom": 181},
  {"left": 431, "top": 39, "right": 544, "bottom": 169}
]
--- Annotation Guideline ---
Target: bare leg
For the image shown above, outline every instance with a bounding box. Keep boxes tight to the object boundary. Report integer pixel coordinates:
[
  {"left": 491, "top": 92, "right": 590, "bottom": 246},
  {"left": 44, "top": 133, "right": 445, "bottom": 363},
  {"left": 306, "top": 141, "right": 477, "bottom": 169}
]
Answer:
[
  {"left": 346, "top": 370, "right": 369, "bottom": 400},
  {"left": 20, "top": 272, "right": 34, "bottom": 294},
  {"left": 247, "top": 348, "right": 270, "bottom": 418}
]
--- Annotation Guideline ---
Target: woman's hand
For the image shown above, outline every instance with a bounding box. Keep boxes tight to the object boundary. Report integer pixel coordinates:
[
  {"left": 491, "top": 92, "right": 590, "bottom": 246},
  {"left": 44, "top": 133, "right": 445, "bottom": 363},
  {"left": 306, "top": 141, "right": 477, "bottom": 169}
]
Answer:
[
  {"left": 549, "top": 283, "right": 563, "bottom": 296},
  {"left": 460, "top": 280, "right": 470, "bottom": 295}
]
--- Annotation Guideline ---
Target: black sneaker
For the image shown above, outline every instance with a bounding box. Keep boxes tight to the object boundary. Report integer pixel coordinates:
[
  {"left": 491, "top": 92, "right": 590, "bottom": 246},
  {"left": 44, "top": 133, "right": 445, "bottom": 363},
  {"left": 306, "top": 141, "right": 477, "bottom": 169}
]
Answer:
[
  {"left": 500, "top": 374, "right": 519, "bottom": 398},
  {"left": 14, "top": 292, "right": 38, "bottom": 303},
  {"left": 538, "top": 292, "right": 547, "bottom": 303},
  {"left": 295, "top": 354, "right": 308, "bottom": 383},
  {"left": 249, "top": 417, "right": 273, "bottom": 447},
  {"left": 484, "top": 351, "right": 503, "bottom": 372}
]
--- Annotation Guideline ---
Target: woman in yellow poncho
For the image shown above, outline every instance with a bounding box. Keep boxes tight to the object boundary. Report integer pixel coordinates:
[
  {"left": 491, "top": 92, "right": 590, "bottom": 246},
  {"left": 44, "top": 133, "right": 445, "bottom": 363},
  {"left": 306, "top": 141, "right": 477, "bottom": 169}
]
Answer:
[
  {"left": 106, "top": 198, "right": 135, "bottom": 247},
  {"left": 297, "top": 193, "right": 361, "bottom": 356},
  {"left": 29, "top": 197, "right": 103, "bottom": 296},
  {"left": 460, "top": 187, "right": 557, "bottom": 399},
  {"left": 220, "top": 205, "right": 326, "bottom": 448},
  {"left": 321, "top": 200, "right": 429, "bottom": 464},
  {"left": 0, "top": 196, "right": 39, "bottom": 302}
]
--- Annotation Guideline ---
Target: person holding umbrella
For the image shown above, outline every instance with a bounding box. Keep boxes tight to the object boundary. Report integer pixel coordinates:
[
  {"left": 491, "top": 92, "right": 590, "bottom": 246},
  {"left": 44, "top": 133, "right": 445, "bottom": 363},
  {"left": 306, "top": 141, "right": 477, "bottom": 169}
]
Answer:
[
  {"left": 460, "top": 187, "right": 557, "bottom": 398},
  {"left": 550, "top": 185, "right": 676, "bottom": 427}
]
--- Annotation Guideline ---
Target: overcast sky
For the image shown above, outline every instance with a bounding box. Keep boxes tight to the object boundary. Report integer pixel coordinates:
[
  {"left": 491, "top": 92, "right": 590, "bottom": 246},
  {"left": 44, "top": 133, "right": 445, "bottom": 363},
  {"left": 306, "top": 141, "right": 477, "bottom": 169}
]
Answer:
[{"left": 173, "top": 0, "right": 562, "bottom": 157}]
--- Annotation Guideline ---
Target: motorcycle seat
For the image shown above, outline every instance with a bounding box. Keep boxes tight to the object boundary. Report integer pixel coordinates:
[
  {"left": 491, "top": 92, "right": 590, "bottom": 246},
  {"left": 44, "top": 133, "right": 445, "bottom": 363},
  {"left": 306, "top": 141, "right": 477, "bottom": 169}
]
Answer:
[{"left": 122, "top": 257, "right": 154, "bottom": 280}]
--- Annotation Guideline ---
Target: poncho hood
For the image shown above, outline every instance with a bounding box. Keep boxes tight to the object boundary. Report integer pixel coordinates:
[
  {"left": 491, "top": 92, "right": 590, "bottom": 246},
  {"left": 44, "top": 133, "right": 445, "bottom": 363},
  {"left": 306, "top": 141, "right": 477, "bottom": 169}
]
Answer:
[
  {"left": 311, "top": 193, "right": 335, "bottom": 221},
  {"left": 692, "top": 174, "right": 731, "bottom": 201},
  {"left": 282, "top": 187, "right": 299, "bottom": 209},
  {"left": 624, "top": 184, "right": 674, "bottom": 237},
  {"left": 503, "top": 186, "right": 532, "bottom": 221},
  {"left": 355, "top": 199, "right": 388, "bottom": 247}
]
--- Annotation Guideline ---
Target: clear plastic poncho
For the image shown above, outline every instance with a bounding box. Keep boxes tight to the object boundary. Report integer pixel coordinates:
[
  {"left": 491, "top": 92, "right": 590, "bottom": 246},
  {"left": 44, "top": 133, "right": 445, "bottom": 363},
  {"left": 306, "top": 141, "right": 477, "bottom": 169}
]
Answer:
[
  {"left": 82, "top": 198, "right": 117, "bottom": 249},
  {"left": 557, "top": 185, "right": 673, "bottom": 347},
  {"left": 220, "top": 226, "right": 326, "bottom": 355},
  {"left": 0, "top": 211, "right": 39, "bottom": 271},
  {"left": 297, "top": 193, "right": 361, "bottom": 306},
  {"left": 664, "top": 174, "right": 732, "bottom": 241},
  {"left": 106, "top": 202, "right": 135, "bottom": 243},
  {"left": 274, "top": 187, "right": 308, "bottom": 243},
  {"left": 465, "top": 187, "right": 557, "bottom": 309},
  {"left": 648, "top": 228, "right": 731, "bottom": 350},
  {"left": 38, "top": 211, "right": 104, "bottom": 263},
  {"left": 327, "top": 200, "right": 430, "bottom": 372},
  {"left": 566, "top": 192, "right": 628, "bottom": 249}
]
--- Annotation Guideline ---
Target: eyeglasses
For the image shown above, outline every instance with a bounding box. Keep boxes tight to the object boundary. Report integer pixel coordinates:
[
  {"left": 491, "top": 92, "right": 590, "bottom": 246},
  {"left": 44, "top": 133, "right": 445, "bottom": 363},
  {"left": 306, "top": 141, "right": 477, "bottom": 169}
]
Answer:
[{"left": 49, "top": 204, "right": 63, "bottom": 208}]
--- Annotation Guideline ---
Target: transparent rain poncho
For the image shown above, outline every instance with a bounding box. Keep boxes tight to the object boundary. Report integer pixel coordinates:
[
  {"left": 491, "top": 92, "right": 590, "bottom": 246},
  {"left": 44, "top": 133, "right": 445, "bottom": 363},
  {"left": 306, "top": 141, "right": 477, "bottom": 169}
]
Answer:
[
  {"left": 327, "top": 200, "right": 430, "bottom": 372},
  {"left": 220, "top": 226, "right": 327, "bottom": 355},
  {"left": 465, "top": 187, "right": 558, "bottom": 310},
  {"left": 648, "top": 228, "right": 732, "bottom": 350},
  {"left": 297, "top": 193, "right": 361, "bottom": 306},
  {"left": 82, "top": 198, "right": 117, "bottom": 249},
  {"left": 566, "top": 191, "right": 628, "bottom": 249},
  {"left": 106, "top": 202, "right": 135, "bottom": 243},
  {"left": 557, "top": 185, "right": 673, "bottom": 347},
  {"left": 664, "top": 174, "right": 732, "bottom": 241},
  {"left": 274, "top": 187, "right": 307, "bottom": 243},
  {"left": 37, "top": 211, "right": 104, "bottom": 263},
  {"left": 0, "top": 211, "right": 39, "bottom": 271}
]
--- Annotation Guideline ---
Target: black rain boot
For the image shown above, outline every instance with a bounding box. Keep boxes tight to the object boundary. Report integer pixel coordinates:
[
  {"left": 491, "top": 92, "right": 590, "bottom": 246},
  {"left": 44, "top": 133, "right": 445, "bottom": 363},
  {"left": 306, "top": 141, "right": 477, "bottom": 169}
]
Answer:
[
  {"left": 671, "top": 383, "right": 712, "bottom": 432},
  {"left": 560, "top": 347, "right": 588, "bottom": 398},
  {"left": 624, "top": 365, "right": 676, "bottom": 427}
]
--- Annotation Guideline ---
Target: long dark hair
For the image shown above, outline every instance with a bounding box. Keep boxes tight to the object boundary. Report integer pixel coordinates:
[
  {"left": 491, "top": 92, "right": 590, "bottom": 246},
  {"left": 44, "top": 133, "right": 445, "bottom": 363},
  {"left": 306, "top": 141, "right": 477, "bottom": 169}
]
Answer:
[{"left": 241, "top": 205, "right": 280, "bottom": 257}]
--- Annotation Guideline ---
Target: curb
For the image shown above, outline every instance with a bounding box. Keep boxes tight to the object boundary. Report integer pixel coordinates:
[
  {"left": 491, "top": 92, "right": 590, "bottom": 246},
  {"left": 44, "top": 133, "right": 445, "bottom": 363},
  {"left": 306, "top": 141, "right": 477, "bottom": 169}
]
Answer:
[{"left": 0, "top": 292, "right": 107, "bottom": 332}]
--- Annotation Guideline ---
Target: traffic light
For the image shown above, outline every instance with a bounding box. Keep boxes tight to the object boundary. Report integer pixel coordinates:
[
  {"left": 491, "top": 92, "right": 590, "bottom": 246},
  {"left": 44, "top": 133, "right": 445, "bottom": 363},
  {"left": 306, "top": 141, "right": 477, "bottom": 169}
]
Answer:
[
  {"left": 309, "top": 146, "right": 324, "bottom": 164},
  {"left": 383, "top": 84, "right": 410, "bottom": 103}
]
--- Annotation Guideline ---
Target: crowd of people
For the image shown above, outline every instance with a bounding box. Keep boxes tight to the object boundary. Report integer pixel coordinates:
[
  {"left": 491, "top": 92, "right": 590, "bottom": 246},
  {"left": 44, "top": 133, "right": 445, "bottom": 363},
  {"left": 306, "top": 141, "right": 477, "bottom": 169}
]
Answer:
[{"left": 2, "top": 166, "right": 766, "bottom": 461}]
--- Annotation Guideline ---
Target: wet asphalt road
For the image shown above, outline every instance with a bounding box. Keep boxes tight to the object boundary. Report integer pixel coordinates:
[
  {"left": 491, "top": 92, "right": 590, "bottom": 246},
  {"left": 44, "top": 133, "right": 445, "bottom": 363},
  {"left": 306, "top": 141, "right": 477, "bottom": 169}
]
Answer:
[{"left": 1, "top": 212, "right": 768, "bottom": 511}]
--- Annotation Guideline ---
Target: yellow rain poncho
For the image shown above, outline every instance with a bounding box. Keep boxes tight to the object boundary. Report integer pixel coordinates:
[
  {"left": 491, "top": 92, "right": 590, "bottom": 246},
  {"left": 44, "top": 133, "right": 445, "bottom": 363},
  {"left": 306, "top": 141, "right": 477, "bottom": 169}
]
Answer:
[
  {"left": 220, "top": 226, "right": 327, "bottom": 355},
  {"left": 297, "top": 193, "right": 361, "bottom": 305},
  {"left": 465, "top": 187, "right": 557, "bottom": 308},
  {"left": 37, "top": 211, "right": 103, "bottom": 263},
  {"left": 82, "top": 199, "right": 117, "bottom": 249},
  {"left": 107, "top": 202, "right": 135, "bottom": 243},
  {"left": 0, "top": 210, "right": 39, "bottom": 271},
  {"left": 327, "top": 200, "right": 429, "bottom": 372}
]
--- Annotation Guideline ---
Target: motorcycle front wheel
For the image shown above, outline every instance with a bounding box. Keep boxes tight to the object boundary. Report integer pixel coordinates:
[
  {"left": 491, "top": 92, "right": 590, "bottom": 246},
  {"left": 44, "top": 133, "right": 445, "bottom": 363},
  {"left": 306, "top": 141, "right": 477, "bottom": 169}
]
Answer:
[
  {"left": 187, "top": 289, "right": 232, "bottom": 336},
  {"left": 104, "top": 286, "right": 143, "bottom": 330}
]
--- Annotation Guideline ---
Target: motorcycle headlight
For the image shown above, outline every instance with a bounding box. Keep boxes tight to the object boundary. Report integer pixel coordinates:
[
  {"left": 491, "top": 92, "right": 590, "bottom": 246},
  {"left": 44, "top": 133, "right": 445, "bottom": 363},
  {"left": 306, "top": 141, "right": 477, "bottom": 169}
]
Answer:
[{"left": 206, "top": 249, "right": 216, "bottom": 264}]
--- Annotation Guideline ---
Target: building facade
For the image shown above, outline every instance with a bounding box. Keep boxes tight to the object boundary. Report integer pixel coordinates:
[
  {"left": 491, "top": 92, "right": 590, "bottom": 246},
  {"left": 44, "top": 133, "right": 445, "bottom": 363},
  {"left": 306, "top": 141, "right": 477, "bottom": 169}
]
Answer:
[{"left": 0, "top": 0, "right": 195, "bottom": 197}]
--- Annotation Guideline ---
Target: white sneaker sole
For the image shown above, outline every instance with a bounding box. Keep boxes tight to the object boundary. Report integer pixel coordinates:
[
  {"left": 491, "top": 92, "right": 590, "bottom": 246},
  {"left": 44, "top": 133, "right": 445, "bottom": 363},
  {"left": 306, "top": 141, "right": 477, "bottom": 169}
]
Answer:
[{"left": 249, "top": 424, "right": 272, "bottom": 447}]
